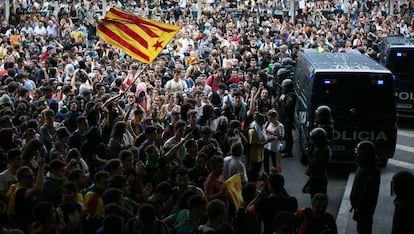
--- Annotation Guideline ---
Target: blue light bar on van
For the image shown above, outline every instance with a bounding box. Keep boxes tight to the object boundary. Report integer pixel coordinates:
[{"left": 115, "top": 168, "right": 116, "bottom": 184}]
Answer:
[
  {"left": 371, "top": 80, "right": 384, "bottom": 86},
  {"left": 324, "top": 79, "right": 337, "bottom": 85}
]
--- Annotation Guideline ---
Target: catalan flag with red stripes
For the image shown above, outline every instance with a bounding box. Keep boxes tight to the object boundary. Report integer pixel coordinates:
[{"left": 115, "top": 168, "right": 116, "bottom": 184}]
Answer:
[{"left": 97, "top": 7, "right": 180, "bottom": 64}]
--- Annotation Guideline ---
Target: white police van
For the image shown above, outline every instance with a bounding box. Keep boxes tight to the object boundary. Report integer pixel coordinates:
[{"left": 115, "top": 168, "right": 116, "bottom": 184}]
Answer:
[{"left": 294, "top": 49, "right": 397, "bottom": 165}]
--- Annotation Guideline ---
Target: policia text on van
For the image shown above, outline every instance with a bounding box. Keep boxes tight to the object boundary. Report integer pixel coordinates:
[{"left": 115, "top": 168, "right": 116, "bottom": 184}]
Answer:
[
  {"left": 379, "top": 35, "right": 414, "bottom": 118},
  {"left": 294, "top": 49, "right": 397, "bottom": 165}
]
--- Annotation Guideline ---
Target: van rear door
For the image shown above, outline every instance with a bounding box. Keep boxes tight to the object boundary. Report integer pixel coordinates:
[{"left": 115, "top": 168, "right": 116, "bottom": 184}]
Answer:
[
  {"left": 387, "top": 48, "right": 414, "bottom": 116},
  {"left": 312, "top": 72, "right": 396, "bottom": 161}
]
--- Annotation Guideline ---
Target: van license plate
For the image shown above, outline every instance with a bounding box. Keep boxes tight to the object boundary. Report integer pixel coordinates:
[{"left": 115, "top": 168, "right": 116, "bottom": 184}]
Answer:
[
  {"left": 396, "top": 103, "right": 412, "bottom": 109},
  {"left": 332, "top": 145, "right": 346, "bottom": 151}
]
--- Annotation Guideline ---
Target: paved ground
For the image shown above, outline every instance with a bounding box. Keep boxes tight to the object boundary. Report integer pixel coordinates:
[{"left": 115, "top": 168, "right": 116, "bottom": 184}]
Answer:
[{"left": 336, "top": 159, "right": 414, "bottom": 234}]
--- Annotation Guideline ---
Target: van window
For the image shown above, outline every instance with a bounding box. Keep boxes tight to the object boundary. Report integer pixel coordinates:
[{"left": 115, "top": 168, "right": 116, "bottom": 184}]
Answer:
[
  {"left": 388, "top": 49, "right": 414, "bottom": 77},
  {"left": 313, "top": 73, "right": 394, "bottom": 111}
]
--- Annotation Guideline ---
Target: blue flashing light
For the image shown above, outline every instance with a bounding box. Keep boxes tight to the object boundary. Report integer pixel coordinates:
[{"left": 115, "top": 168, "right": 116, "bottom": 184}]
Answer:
[
  {"left": 324, "top": 79, "right": 331, "bottom": 84},
  {"left": 396, "top": 52, "right": 402, "bottom": 57},
  {"left": 309, "top": 73, "right": 315, "bottom": 79},
  {"left": 392, "top": 75, "right": 396, "bottom": 80},
  {"left": 377, "top": 80, "right": 384, "bottom": 85}
]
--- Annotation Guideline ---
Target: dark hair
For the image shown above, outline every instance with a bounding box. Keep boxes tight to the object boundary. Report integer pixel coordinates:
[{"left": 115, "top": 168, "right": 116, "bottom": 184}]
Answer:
[
  {"left": 242, "top": 182, "right": 257, "bottom": 203},
  {"left": 62, "top": 182, "right": 77, "bottom": 193},
  {"left": 104, "top": 203, "right": 124, "bottom": 217},
  {"left": 32, "top": 201, "right": 54, "bottom": 225},
  {"left": 109, "top": 175, "right": 128, "bottom": 189},
  {"left": 175, "top": 167, "right": 189, "bottom": 178},
  {"left": 66, "top": 148, "right": 81, "bottom": 161},
  {"left": 16, "top": 166, "right": 32, "bottom": 181},
  {"left": 392, "top": 170, "right": 414, "bottom": 200},
  {"left": 209, "top": 155, "right": 224, "bottom": 169},
  {"left": 184, "top": 139, "right": 196, "bottom": 149},
  {"left": 76, "top": 115, "right": 87, "bottom": 124},
  {"left": 230, "top": 141, "right": 243, "bottom": 157},
  {"left": 207, "top": 199, "right": 225, "bottom": 221},
  {"left": 154, "top": 181, "right": 173, "bottom": 195},
  {"left": 268, "top": 173, "right": 285, "bottom": 192},
  {"left": 174, "top": 120, "right": 186, "bottom": 130},
  {"left": 103, "top": 188, "right": 123, "bottom": 205},
  {"left": 22, "top": 139, "right": 43, "bottom": 161},
  {"left": 103, "top": 214, "right": 124, "bottom": 234},
  {"left": 311, "top": 193, "right": 328, "bottom": 206},
  {"left": 119, "top": 149, "right": 133, "bottom": 162},
  {"left": 7, "top": 148, "right": 22, "bottom": 161},
  {"left": 94, "top": 170, "right": 110, "bottom": 182},
  {"left": 188, "top": 194, "right": 207, "bottom": 210},
  {"left": 196, "top": 152, "right": 208, "bottom": 161},
  {"left": 49, "top": 159, "right": 65, "bottom": 172},
  {"left": 138, "top": 203, "right": 156, "bottom": 226},
  {"left": 68, "top": 169, "right": 83, "bottom": 181},
  {"left": 104, "top": 159, "right": 122, "bottom": 174},
  {"left": 111, "top": 121, "right": 127, "bottom": 139}
]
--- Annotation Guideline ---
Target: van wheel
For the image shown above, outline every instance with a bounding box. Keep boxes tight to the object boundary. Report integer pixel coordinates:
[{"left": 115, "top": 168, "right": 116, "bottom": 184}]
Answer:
[{"left": 378, "top": 158, "right": 389, "bottom": 167}]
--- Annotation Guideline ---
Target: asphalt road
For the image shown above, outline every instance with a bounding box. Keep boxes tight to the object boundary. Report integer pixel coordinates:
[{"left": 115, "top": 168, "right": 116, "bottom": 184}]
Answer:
[{"left": 278, "top": 118, "right": 414, "bottom": 233}]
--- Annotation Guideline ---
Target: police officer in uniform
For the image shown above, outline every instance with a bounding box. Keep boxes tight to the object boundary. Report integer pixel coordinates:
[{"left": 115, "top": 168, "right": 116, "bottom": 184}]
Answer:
[
  {"left": 314, "top": 105, "right": 334, "bottom": 144},
  {"left": 277, "top": 79, "right": 296, "bottom": 157},
  {"left": 273, "top": 68, "right": 289, "bottom": 103},
  {"left": 303, "top": 128, "right": 332, "bottom": 198},
  {"left": 350, "top": 140, "right": 380, "bottom": 234},
  {"left": 281, "top": 57, "right": 294, "bottom": 79}
]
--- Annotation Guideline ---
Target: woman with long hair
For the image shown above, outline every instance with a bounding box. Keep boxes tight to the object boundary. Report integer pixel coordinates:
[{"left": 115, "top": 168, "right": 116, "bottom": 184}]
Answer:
[
  {"left": 80, "top": 126, "right": 107, "bottom": 178},
  {"left": 108, "top": 121, "right": 127, "bottom": 159},
  {"left": 22, "top": 139, "right": 45, "bottom": 174},
  {"left": 159, "top": 93, "right": 181, "bottom": 123}
]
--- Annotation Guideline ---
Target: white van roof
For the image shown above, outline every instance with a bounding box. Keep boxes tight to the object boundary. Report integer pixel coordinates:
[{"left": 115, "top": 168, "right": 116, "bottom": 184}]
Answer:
[{"left": 301, "top": 49, "right": 392, "bottom": 74}]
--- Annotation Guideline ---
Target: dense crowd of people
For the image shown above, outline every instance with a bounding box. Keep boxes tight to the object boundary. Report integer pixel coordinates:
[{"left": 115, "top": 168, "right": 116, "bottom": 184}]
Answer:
[{"left": 0, "top": 0, "right": 413, "bottom": 233}]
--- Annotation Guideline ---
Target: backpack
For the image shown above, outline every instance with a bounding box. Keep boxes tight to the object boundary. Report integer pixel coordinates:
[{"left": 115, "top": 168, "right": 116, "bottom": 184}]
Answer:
[
  {"left": 241, "top": 124, "right": 253, "bottom": 154},
  {"left": 6, "top": 184, "right": 23, "bottom": 216}
]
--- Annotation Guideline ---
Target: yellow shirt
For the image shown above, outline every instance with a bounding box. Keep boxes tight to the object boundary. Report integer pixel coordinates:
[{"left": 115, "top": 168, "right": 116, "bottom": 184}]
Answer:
[
  {"left": 248, "top": 128, "right": 264, "bottom": 163},
  {"left": 70, "top": 31, "right": 85, "bottom": 42},
  {"left": 84, "top": 190, "right": 103, "bottom": 217},
  {"left": 76, "top": 192, "right": 84, "bottom": 204}
]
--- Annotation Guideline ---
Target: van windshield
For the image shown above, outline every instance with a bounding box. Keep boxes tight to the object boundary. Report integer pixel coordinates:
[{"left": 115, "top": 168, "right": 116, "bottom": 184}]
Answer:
[
  {"left": 313, "top": 73, "right": 395, "bottom": 112},
  {"left": 388, "top": 49, "right": 414, "bottom": 78}
]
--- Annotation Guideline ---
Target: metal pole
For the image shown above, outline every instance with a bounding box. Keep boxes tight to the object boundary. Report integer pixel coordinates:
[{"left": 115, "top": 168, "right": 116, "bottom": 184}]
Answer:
[
  {"left": 197, "top": 0, "right": 202, "bottom": 20},
  {"left": 290, "top": 0, "right": 295, "bottom": 24},
  {"left": 390, "top": 0, "right": 394, "bottom": 16},
  {"left": 103, "top": 0, "right": 107, "bottom": 17},
  {"left": 5, "top": 0, "right": 10, "bottom": 23}
]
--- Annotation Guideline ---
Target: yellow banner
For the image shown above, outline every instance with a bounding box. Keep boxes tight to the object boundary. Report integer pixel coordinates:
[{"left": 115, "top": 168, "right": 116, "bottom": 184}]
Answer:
[{"left": 225, "top": 173, "right": 243, "bottom": 210}]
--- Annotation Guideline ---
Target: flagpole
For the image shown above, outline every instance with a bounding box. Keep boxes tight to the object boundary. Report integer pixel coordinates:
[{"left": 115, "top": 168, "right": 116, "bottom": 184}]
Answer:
[{"left": 125, "top": 63, "right": 151, "bottom": 92}]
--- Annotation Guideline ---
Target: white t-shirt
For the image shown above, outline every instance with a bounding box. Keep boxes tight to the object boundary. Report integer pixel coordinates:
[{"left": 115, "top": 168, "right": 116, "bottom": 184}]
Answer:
[
  {"left": 0, "top": 169, "right": 16, "bottom": 193},
  {"left": 223, "top": 156, "right": 248, "bottom": 183},
  {"left": 264, "top": 121, "right": 285, "bottom": 152},
  {"left": 165, "top": 79, "right": 187, "bottom": 93}
]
